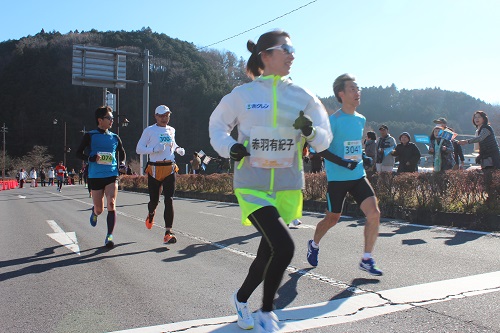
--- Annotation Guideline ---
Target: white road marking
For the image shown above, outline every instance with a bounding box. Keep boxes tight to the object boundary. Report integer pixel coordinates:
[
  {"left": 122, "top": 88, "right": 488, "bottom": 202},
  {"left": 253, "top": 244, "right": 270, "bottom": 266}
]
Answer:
[
  {"left": 46, "top": 220, "right": 80, "bottom": 255},
  {"left": 17, "top": 195, "right": 26, "bottom": 199},
  {"left": 109, "top": 271, "right": 500, "bottom": 333},
  {"left": 51, "top": 190, "right": 500, "bottom": 331}
]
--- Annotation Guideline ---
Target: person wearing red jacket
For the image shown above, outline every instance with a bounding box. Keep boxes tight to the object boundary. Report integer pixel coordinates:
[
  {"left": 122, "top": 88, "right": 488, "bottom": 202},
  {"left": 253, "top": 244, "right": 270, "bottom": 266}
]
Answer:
[{"left": 54, "top": 161, "right": 67, "bottom": 192}]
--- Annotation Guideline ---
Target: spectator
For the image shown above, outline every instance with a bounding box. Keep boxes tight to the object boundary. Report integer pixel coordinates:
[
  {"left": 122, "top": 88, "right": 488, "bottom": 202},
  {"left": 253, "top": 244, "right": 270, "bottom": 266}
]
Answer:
[
  {"left": 18, "top": 169, "right": 27, "bottom": 188},
  {"left": 29, "top": 167, "right": 37, "bottom": 187},
  {"left": 190, "top": 152, "right": 201, "bottom": 174},
  {"left": 447, "top": 128, "right": 465, "bottom": 170},
  {"left": 429, "top": 126, "right": 455, "bottom": 171},
  {"left": 40, "top": 168, "right": 46, "bottom": 187},
  {"left": 391, "top": 132, "right": 421, "bottom": 172},
  {"left": 48, "top": 167, "right": 55, "bottom": 186},
  {"left": 458, "top": 110, "right": 500, "bottom": 170},
  {"left": 78, "top": 167, "right": 84, "bottom": 184},
  {"left": 364, "top": 131, "right": 377, "bottom": 171},
  {"left": 375, "top": 125, "right": 396, "bottom": 172}
]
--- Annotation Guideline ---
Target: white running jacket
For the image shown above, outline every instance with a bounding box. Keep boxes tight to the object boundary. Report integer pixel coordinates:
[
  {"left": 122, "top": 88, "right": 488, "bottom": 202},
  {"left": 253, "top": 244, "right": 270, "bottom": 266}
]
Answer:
[{"left": 209, "top": 75, "right": 332, "bottom": 192}]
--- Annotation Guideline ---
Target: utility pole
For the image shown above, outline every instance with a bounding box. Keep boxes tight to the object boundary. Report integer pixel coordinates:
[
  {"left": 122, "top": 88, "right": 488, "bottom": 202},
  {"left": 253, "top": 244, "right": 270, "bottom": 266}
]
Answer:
[
  {"left": 1, "top": 123, "right": 7, "bottom": 183},
  {"left": 64, "top": 121, "right": 67, "bottom": 166}
]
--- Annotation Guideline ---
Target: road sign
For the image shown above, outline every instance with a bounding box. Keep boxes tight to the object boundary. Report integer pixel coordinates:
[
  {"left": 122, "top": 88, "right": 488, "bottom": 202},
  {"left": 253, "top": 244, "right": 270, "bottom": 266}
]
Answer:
[
  {"left": 414, "top": 134, "right": 430, "bottom": 143},
  {"left": 72, "top": 45, "right": 127, "bottom": 89}
]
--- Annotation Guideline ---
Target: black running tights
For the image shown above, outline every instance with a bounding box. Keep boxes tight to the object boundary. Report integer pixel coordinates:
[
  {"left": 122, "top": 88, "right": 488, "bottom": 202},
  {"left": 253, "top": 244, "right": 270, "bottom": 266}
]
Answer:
[
  {"left": 147, "top": 173, "right": 175, "bottom": 229},
  {"left": 237, "top": 206, "right": 295, "bottom": 312}
]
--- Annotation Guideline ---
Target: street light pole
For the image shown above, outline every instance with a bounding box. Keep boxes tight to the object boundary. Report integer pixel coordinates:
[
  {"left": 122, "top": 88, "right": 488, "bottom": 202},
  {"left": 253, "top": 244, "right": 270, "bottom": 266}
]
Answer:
[
  {"left": 64, "top": 121, "right": 67, "bottom": 166},
  {"left": 1, "top": 123, "right": 7, "bottom": 183}
]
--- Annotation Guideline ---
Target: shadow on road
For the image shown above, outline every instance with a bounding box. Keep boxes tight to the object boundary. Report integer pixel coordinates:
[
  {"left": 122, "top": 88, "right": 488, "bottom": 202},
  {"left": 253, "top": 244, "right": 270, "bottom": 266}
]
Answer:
[
  {"left": 161, "top": 232, "right": 260, "bottom": 263},
  {"left": 0, "top": 242, "right": 166, "bottom": 282}
]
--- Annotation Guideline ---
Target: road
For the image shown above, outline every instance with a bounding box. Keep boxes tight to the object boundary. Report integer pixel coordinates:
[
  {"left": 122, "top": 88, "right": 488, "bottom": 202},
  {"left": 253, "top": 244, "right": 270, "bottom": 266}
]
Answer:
[{"left": 1, "top": 184, "right": 499, "bottom": 333}]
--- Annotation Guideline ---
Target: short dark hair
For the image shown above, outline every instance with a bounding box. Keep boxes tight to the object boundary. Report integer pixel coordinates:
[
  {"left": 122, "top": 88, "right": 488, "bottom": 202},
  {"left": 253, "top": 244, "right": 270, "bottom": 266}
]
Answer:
[
  {"left": 95, "top": 105, "right": 112, "bottom": 125},
  {"left": 333, "top": 73, "right": 356, "bottom": 103},
  {"left": 366, "top": 131, "right": 376, "bottom": 140}
]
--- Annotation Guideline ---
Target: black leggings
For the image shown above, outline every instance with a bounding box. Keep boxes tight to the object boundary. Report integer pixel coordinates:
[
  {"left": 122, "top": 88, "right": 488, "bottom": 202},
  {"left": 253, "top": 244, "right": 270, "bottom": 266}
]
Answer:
[
  {"left": 237, "top": 206, "right": 295, "bottom": 312},
  {"left": 147, "top": 173, "right": 175, "bottom": 229}
]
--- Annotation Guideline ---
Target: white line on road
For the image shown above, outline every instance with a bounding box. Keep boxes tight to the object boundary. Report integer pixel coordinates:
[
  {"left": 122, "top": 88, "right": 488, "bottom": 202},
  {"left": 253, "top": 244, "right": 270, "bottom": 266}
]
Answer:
[
  {"left": 46, "top": 220, "right": 80, "bottom": 255},
  {"left": 109, "top": 270, "right": 500, "bottom": 333}
]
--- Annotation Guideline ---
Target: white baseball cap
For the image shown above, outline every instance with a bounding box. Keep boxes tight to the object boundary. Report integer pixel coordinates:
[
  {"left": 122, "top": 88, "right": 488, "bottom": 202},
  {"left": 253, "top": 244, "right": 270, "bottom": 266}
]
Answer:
[{"left": 155, "top": 105, "right": 171, "bottom": 115}]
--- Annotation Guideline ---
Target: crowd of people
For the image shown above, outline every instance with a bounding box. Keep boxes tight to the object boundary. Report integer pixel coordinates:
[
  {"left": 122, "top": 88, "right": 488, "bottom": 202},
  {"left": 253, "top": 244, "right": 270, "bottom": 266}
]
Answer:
[{"left": 11, "top": 28, "right": 500, "bottom": 333}]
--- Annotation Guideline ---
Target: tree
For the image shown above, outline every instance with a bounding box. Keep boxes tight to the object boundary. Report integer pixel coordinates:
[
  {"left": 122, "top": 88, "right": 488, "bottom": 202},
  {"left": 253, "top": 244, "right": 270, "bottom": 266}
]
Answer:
[{"left": 25, "top": 145, "right": 53, "bottom": 169}]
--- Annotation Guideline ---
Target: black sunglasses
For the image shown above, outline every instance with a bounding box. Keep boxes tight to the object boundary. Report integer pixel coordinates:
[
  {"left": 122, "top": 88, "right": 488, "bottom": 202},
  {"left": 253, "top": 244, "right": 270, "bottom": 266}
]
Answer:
[{"left": 102, "top": 116, "right": 114, "bottom": 121}]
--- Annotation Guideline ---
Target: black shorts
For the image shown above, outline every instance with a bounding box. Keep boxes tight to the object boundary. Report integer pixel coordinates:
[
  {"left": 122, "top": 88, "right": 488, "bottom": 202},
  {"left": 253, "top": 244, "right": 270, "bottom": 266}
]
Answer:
[
  {"left": 88, "top": 176, "right": 118, "bottom": 191},
  {"left": 326, "top": 177, "right": 375, "bottom": 213}
]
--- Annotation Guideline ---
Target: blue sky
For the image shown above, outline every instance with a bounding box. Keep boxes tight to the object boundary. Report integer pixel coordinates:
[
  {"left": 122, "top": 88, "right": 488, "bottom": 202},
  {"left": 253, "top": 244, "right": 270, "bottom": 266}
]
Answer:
[{"left": 1, "top": 0, "right": 499, "bottom": 105}]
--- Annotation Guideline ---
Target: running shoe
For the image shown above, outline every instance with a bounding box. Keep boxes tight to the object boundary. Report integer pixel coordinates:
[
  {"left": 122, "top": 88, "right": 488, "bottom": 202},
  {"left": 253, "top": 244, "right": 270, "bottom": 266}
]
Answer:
[
  {"left": 289, "top": 219, "right": 302, "bottom": 228},
  {"left": 307, "top": 240, "right": 319, "bottom": 267},
  {"left": 256, "top": 310, "right": 279, "bottom": 333},
  {"left": 163, "top": 232, "right": 177, "bottom": 244},
  {"left": 359, "top": 257, "right": 383, "bottom": 276},
  {"left": 89, "top": 209, "right": 98, "bottom": 227},
  {"left": 231, "top": 290, "right": 254, "bottom": 330},
  {"left": 105, "top": 234, "right": 114, "bottom": 248},
  {"left": 145, "top": 213, "right": 154, "bottom": 230}
]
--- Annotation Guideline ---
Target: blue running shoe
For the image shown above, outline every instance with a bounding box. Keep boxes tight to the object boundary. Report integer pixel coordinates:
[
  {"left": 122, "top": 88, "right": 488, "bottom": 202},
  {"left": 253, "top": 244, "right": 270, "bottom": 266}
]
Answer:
[
  {"left": 359, "top": 258, "right": 383, "bottom": 276},
  {"left": 105, "top": 234, "right": 114, "bottom": 248},
  {"left": 90, "top": 209, "right": 97, "bottom": 227},
  {"left": 307, "top": 240, "right": 319, "bottom": 267}
]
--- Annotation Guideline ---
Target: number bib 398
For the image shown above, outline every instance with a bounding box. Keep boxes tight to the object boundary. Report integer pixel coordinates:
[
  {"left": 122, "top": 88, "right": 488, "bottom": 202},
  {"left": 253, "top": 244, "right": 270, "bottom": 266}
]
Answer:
[{"left": 249, "top": 126, "right": 297, "bottom": 168}]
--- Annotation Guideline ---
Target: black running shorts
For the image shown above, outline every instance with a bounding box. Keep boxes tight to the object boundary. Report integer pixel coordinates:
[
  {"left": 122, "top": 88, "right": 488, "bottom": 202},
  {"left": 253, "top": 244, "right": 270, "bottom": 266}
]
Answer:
[
  {"left": 88, "top": 176, "right": 118, "bottom": 191},
  {"left": 326, "top": 177, "right": 375, "bottom": 213}
]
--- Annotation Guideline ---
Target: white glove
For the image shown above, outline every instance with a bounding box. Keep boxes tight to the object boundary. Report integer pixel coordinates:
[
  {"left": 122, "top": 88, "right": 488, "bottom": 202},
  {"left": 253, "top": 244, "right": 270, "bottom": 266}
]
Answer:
[
  {"left": 153, "top": 143, "right": 166, "bottom": 153},
  {"left": 176, "top": 147, "right": 185, "bottom": 156}
]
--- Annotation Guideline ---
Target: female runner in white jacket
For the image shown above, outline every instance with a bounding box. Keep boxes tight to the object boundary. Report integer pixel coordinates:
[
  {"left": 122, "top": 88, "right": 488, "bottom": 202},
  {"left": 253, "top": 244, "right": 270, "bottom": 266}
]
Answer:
[{"left": 209, "top": 30, "right": 332, "bottom": 332}]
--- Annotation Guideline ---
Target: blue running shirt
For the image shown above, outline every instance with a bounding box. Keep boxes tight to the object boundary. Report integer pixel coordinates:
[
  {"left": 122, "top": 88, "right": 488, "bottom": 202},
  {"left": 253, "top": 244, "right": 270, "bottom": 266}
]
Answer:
[{"left": 324, "top": 109, "right": 366, "bottom": 181}]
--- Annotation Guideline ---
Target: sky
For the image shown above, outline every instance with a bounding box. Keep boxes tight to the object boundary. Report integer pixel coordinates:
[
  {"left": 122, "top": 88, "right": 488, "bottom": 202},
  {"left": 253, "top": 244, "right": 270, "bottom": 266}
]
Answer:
[{"left": 1, "top": 0, "right": 499, "bottom": 105}]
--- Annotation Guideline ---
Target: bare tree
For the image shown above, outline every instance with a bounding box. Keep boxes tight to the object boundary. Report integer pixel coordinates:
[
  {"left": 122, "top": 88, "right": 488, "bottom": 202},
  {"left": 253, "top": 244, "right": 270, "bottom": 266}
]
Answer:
[{"left": 24, "top": 145, "right": 54, "bottom": 169}]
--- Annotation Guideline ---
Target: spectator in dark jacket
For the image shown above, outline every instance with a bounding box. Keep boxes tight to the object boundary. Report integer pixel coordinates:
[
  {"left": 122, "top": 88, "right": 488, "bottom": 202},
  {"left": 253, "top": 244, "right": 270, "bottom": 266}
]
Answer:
[
  {"left": 391, "top": 132, "right": 421, "bottom": 172},
  {"left": 364, "top": 131, "right": 377, "bottom": 171},
  {"left": 447, "top": 128, "right": 465, "bottom": 169}
]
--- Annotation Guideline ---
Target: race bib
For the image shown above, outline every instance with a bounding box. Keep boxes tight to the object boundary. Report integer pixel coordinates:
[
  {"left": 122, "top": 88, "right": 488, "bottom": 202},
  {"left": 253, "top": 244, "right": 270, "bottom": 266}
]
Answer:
[
  {"left": 344, "top": 140, "right": 362, "bottom": 161},
  {"left": 249, "top": 126, "right": 296, "bottom": 168},
  {"left": 97, "top": 152, "right": 113, "bottom": 165},
  {"left": 159, "top": 133, "right": 173, "bottom": 145}
]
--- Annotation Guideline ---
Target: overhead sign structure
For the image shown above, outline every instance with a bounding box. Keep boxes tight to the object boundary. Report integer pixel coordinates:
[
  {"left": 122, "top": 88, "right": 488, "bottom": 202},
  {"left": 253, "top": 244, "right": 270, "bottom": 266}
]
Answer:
[
  {"left": 72, "top": 45, "right": 128, "bottom": 89},
  {"left": 71, "top": 44, "right": 152, "bottom": 175}
]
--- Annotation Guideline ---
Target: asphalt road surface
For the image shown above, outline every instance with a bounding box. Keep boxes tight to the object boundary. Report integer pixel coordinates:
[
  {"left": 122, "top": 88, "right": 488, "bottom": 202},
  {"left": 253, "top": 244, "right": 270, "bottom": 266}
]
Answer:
[{"left": 1, "top": 184, "right": 499, "bottom": 333}]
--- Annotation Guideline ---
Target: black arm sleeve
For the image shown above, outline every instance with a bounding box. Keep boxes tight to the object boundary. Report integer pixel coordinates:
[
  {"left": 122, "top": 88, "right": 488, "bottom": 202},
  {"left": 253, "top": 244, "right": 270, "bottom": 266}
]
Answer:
[
  {"left": 76, "top": 133, "right": 91, "bottom": 161},
  {"left": 116, "top": 135, "right": 126, "bottom": 163},
  {"left": 317, "top": 149, "right": 346, "bottom": 165}
]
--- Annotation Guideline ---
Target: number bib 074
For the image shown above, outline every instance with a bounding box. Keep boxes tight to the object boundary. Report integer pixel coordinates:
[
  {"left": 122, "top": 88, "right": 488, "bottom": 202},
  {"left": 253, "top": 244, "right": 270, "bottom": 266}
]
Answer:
[{"left": 97, "top": 152, "right": 113, "bottom": 165}]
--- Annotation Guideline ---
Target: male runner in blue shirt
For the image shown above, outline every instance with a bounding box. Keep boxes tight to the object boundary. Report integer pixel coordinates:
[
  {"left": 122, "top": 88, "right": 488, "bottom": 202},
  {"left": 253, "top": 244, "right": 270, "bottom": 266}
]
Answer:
[{"left": 307, "top": 73, "right": 383, "bottom": 276}]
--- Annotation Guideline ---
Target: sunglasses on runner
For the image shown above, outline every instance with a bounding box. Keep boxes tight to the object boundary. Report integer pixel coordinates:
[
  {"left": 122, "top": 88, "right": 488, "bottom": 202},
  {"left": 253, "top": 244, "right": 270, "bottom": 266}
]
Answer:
[
  {"left": 260, "top": 44, "right": 295, "bottom": 55},
  {"left": 102, "top": 116, "right": 114, "bottom": 121}
]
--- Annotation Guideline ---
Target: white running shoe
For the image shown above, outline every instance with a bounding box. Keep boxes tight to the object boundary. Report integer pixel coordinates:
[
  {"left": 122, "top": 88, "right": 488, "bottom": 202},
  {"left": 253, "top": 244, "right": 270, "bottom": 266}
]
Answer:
[
  {"left": 231, "top": 291, "right": 254, "bottom": 330},
  {"left": 256, "top": 310, "right": 279, "bottom": 333}
]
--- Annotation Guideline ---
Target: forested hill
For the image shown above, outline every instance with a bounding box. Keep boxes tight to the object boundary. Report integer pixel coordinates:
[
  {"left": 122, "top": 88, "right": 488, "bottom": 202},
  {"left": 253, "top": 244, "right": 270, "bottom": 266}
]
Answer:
[{"left": 0, "top": 29, "right": 498, "bottom": 170}]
